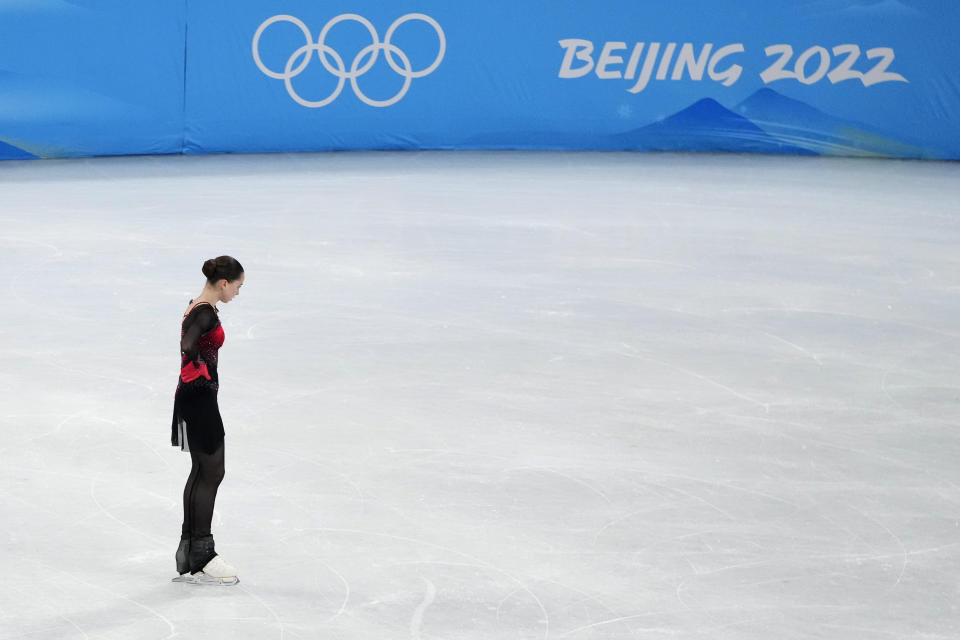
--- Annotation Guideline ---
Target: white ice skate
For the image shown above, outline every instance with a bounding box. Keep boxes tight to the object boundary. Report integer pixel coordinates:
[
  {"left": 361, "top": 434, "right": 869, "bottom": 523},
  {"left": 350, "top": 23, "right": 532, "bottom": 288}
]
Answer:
[
  {"left": 194, "top": 555, "right": 239, "bottom": 585},
  {"left": 172, "top": 555, "right": 238, "bottom": 585}
]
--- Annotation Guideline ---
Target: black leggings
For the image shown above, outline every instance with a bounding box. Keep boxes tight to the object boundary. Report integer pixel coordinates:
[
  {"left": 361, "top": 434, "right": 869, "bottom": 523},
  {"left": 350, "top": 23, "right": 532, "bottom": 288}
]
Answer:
[{"left": 181, "top": 443, "right": 225, "bottom": 539}]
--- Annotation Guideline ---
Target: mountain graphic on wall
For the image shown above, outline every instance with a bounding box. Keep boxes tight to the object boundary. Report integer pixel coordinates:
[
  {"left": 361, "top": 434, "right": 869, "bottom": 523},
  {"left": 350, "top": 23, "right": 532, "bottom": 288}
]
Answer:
[
  {"left": 0, "top": 139, "right": 36, "bottom": 160},
  {"left": 609, "top": 97, "right": 815, "bottom": 155},
  {"left": 733, "top": 88, "right": 932, "bottom": 158}
]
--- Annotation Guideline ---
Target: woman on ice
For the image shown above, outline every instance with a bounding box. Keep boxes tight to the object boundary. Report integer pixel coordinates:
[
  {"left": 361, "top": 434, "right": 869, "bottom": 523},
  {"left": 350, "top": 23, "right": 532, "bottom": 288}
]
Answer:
[{"left": 171, "top": 256, "right": 244, "bottom": 585}]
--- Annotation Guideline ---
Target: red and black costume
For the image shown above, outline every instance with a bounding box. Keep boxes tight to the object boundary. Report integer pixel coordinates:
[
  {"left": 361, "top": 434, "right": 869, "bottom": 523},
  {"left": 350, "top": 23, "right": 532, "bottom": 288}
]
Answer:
[
  {"left": 172, "top": 300, "right": 229, "bottom": 574},
  {"left": 171, "top": 301, "right": 225, "bottom": 455}
]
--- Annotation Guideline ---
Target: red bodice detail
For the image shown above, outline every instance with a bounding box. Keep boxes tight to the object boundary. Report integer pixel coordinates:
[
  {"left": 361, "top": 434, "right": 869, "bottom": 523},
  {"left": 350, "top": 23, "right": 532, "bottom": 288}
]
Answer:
[
  {"left": 178, "top": 303, "right": 225, "bottom": 389},
  {"left": 200, "top": 324, "right": 225, "bottom": 351}
]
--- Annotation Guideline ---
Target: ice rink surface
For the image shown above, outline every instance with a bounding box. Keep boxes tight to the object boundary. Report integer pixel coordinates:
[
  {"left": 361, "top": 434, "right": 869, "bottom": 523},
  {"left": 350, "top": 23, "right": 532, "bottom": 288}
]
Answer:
[{"left": 1, "top": 150, "right": 958, "bottom": 639}]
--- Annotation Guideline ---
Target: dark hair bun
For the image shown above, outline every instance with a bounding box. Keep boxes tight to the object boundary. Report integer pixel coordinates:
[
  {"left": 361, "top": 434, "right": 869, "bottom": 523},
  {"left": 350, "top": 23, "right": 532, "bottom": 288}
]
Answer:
[
  {"left": 202, "top": 255, "right": 244, "bottom": 283},
  {"left": 202, "top": 259, "right": 217, "bottom": 279}
]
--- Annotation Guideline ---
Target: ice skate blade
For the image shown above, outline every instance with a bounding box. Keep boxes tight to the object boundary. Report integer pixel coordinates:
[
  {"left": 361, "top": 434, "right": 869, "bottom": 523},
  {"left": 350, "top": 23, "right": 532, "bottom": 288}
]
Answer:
[
  {"left": 172, "top": 574, "right": 199, "bottom": 584},
  {"left": 193, "top": 574, "right": 239, "bottom": 586}
]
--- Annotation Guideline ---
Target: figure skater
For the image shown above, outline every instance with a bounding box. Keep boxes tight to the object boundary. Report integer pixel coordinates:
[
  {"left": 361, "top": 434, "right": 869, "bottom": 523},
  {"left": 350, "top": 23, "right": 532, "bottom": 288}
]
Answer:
[{"left": 171, "top": 256, "right": 244, "bottom": 585}]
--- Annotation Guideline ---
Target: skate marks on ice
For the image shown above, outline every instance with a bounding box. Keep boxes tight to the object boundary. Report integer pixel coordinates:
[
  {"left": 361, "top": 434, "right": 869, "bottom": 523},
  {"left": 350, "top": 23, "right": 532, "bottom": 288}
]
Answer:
[
  {"left": 1, "top": 152, "right": 959, "bottom": 638},
  {"left": 409, "top": 578, "right": 436, "bottom": 640}
]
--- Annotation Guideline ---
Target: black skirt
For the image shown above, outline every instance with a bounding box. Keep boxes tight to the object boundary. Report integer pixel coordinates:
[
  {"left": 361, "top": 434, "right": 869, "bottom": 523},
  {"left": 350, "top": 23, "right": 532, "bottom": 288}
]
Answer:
[{"left": 171, "top": 384, "right": 225, "bottom": 455}]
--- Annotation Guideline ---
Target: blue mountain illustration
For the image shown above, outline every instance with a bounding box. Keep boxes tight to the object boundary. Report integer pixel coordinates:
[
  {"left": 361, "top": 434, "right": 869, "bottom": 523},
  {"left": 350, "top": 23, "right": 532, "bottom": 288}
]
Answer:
[
  {"left": 609, "top": 98, "right": 814, "bottom": 155},
  {"left": 734, "top": 88, "right": 932, "bottom": 158},
  {"left": 0, "top": 139, "right": 35, "bottom": 160},
  {"left": 440, "top": 89, "right": 937, "bottom": 158}
]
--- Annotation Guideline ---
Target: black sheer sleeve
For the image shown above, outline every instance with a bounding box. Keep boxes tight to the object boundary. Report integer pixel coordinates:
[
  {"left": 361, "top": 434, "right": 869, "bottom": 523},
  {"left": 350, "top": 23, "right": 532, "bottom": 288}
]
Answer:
[{"left": 180, "top": 305, "right": 219, "bottom": 365}]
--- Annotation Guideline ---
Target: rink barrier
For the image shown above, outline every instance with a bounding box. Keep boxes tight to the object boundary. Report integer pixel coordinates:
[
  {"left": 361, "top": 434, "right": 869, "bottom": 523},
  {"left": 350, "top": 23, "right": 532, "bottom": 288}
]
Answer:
[{"left": 1, "top": 1, "right": 958, "bottom": 160}]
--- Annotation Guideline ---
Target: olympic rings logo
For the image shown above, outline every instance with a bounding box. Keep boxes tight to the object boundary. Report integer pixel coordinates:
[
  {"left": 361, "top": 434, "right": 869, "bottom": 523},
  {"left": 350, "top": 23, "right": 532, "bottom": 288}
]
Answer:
[{"left": 252, "top": 13, "right": 445, "bottom": 108}]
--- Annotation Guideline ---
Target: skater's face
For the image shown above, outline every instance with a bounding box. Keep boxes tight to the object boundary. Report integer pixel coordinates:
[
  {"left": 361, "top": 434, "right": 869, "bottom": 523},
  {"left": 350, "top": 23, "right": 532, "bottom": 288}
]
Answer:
[{"left": 218, "top": 273, "right": 244, "bottom": 303}]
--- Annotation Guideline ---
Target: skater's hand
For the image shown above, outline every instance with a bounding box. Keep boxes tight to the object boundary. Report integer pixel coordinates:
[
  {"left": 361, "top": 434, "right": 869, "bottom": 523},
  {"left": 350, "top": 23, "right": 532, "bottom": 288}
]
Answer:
[{"left": 180, "top": 361, "right": 211, "bottom": 383}]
